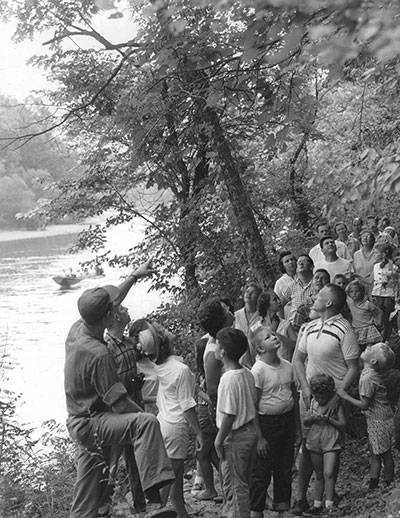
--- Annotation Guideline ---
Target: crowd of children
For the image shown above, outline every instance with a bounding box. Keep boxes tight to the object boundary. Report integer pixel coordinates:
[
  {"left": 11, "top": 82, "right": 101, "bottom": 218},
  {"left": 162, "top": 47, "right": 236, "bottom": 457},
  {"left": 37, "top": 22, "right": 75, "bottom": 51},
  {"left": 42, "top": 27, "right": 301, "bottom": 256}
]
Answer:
[{"left": 106, "top": 215, "right": 400, "bottom": 518}]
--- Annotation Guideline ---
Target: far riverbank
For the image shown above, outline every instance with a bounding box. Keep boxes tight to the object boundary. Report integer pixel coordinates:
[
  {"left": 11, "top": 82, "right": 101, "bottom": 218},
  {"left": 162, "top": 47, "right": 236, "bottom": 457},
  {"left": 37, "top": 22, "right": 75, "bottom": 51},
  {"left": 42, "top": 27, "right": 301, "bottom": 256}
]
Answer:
[{"left": 0, "top": 222, "right": 95, "bottom": 243}]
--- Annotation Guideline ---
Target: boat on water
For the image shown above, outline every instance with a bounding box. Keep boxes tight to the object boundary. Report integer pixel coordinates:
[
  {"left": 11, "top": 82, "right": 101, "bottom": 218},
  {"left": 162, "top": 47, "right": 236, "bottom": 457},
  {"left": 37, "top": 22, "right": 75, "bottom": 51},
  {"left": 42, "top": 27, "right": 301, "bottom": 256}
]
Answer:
[{"left": 52, "top": 267, "right": 105, "bottom": 287}]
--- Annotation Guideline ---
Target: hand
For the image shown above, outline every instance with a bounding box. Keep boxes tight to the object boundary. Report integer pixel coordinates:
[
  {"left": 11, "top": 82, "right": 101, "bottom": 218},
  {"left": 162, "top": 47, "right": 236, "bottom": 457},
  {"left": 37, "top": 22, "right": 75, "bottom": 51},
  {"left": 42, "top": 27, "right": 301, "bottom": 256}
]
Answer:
[
  {"left": 336, "top": 387, "right": 348, "bottom": 400},
  {"left": 257, "top": 436, "right": 269, "bottom": 458},
  {"left": 196, "top": 433, "right": 204, "bottom": 453},
  {"left": 132, "top": 259, "right": 157, "bottom": 279},
  {"left": 214, "top": 439, "right": 224, "bottom": 460}
]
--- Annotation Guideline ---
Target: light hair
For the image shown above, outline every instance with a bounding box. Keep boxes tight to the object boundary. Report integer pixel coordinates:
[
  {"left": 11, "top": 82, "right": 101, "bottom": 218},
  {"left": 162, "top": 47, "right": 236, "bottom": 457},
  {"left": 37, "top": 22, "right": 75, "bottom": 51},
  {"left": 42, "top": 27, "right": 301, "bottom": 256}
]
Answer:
[{"left": 371, "top": 343, "right": 395, "bottom": 372}]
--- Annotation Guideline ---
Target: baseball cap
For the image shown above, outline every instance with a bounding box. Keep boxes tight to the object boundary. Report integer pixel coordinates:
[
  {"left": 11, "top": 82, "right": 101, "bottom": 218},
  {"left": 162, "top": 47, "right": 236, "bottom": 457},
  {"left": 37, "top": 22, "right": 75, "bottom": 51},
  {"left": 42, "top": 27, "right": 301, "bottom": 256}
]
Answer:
[{"left": 78, "top": 285, "right": 122, "bottom": 324}]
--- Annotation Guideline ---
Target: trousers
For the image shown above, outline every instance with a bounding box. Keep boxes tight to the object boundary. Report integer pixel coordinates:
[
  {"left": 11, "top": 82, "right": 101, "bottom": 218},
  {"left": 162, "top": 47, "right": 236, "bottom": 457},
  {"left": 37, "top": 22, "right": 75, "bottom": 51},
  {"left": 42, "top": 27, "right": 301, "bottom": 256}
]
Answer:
[{"left": 67, "top": 412, "right": 175, "bottom": 518}]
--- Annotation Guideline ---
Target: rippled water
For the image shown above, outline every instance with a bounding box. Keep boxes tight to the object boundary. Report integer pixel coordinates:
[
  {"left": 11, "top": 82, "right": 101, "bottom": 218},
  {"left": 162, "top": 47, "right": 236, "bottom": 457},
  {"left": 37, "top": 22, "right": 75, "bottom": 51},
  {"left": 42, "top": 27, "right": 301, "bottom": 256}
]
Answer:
[{"left": 0, "top": 225, "right": 161, "bottom": 427}]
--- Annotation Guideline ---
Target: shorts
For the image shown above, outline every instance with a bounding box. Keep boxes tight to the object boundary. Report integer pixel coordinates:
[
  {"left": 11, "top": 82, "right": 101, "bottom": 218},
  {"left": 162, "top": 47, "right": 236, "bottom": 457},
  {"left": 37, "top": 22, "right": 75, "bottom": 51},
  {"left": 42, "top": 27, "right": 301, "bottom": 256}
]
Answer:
[
  {"left": 158, "top": 415, "right": 190, "bottom": 459},
  {"left": 367, "top": 418, "right": 395, "bottom": 455},
  {"left": 197, "top": 403, "right": 217, "bottom": 454}
]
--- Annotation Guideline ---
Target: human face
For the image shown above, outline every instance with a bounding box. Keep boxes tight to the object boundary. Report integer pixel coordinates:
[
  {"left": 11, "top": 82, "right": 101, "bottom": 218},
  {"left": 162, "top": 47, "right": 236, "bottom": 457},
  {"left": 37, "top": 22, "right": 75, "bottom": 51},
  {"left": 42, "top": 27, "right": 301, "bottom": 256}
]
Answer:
[
  {"left": 312, "top": 286, "right": 330, "bottom": 313},
  {"left": 334, "top": 277, "right": 347, "bottom": 290},
  {"left": 269, "top": 293, "right": 282, "bottom": 313},
  {"left": 360, "top": 344, "right": 382, "bottom": 366},
  {"left": 282, "top": 254, "right": 297, "bottom": 275},
  {"left": 335, "top": 223, "right": 347, "bottom": 239},
  {"left": 318, "top": 224, "right": 331, "bottom": 238},
  {"left": 322, "top": 238, "right": 336, "bottom": 255},
  {"left": 360, "top": 232, "right": 373, "bottom": 247},
  {"left": 393, "top": 251, "right": 400, "bottom": 269},
  {"left": 258, "top": 327, "right": 280, "bottom": 353},
  {"left": 215, "top": 339, "right": 224, "bottom": 361},
  {"left": 313, "top": 271, "right": 330, "bottom": 292},
  {"left": 244, "top": 285, "right": 259, "bottom": 305},
  {"left": 373, "top": 247, "right": 384, "bottom": 263},
  {"left": 348, "top": 285, "right": 363, "bottom": 302},
  {"left": 352, "top": 218, "right": 362, "bottom": 233},
  {"left": 114, "top": 304, "right": 130, "bottom": 326},
  {"left": 313, "top": 391, "right": 332, "bottom": 406},
  {"left": 297, "top": 256, "right": 312, "bottom": 274}
]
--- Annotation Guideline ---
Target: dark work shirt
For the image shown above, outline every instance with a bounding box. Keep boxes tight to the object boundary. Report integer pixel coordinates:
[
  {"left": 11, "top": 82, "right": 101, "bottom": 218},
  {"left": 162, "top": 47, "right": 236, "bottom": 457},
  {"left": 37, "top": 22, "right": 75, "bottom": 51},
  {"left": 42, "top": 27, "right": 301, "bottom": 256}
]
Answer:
[{"left": 65, "top": 320, "right": 127, "bottom": 418}]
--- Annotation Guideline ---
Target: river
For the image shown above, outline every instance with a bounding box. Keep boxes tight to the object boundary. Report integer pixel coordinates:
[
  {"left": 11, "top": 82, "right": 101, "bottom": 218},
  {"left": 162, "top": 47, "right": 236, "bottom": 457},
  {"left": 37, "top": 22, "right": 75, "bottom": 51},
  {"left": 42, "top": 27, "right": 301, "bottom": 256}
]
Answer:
[{"left": 0, "top": 223, "right": 161, "bottom": 428}]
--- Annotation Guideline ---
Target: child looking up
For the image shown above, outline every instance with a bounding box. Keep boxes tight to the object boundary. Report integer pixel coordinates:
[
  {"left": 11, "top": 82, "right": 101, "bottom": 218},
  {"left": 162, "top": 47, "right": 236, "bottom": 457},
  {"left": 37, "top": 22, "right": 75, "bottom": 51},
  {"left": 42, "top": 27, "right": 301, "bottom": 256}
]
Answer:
[
  {"left": 303, "top": 374, "right": 345, "bottom": 515},
  {"left": 214, "top": 328, "right": 258, "bottom": 518},
  {"left": 337, "top": 343, "right": 396, "bottom": 490},
  {"left": 346, "top": 279, "right": 383, "bottom": 351},
  {"left": 249, "top": 326, "right": 301, "bottom": 518}
]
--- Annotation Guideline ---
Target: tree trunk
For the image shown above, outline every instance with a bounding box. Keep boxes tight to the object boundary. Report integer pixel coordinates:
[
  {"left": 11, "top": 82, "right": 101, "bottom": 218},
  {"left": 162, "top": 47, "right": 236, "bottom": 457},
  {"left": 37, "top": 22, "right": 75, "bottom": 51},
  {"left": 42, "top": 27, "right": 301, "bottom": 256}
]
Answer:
[{"left": 205, "top": 108, "right": 274, "bottom": 288}]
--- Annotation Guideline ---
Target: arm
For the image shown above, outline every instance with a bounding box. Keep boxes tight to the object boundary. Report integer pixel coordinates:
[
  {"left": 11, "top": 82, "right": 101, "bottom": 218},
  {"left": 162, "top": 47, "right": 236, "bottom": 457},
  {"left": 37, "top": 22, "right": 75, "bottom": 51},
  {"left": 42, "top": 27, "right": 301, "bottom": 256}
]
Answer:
[
  {"left": 117, "top": 258, "right": 157, "bottom": 302},
  {"left": 214, "top": 413, "right": 235, "bottom": 460},
  {"left": 292, "top": 348, "right": 311, "bottom": 409},
  {"left": 204, "top": 351, "right": 222, "bottom": 400},
  {"left": 184, "top": 406, "right": 204, "bottom": 451},
  {"left": 336, "top": 387, "right": 371, "bottom": 411},
  {"left": 325, "top": 357, "right": 359, "bottom": 412},
  {"left": 112, "top": 394, "right": 144, "bottom": 414},
  {"left": 291, "top": 382, "right": 302, "bottom": 446},
  {"left": 253, "top": 387, "right": 268, "bottom": 458},
  {"left": 326, "top": 402, "right": 346, "bottom": 431}
]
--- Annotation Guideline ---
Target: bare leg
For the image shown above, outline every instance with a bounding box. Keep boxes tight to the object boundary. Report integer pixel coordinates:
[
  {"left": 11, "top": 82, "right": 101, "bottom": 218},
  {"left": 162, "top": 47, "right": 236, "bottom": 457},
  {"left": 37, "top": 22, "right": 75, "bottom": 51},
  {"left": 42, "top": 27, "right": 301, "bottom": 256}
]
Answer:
[
  {"left": 161, "top": 458, "right": 188, "bottom": 518},
  {"left": 322, "top": 451, "right": 340, "bottom": 502},
  {"left": 369, "top": 447, "right": 382, "bottom": 481},
  {"left": 309, "top": 451, "right": 324, "bottom": 503}
]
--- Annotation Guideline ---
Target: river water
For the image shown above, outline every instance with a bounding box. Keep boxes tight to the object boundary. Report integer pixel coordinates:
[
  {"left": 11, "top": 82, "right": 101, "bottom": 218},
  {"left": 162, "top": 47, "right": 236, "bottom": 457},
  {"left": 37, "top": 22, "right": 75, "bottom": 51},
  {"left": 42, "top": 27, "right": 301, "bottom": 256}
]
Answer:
[{"left": 0, "top": 224, "right": 161, "bottom": 428}]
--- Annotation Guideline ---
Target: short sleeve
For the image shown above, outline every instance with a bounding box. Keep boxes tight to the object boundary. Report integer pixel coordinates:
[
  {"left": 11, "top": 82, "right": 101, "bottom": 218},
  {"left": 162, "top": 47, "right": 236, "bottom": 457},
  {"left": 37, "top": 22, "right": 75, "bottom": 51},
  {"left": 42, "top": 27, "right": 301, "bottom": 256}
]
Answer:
[
  {"left": 176, "top": 365, "right": 197, "bottom": 412},
  {"left": 218, "top": 376, "right": 238, "bottom": 416},
  {"left": 341, "top": 326, "right": 360, "bottom": 360},
  {"left": 359, "top": 374, "right": 376, "bottom": 400}
]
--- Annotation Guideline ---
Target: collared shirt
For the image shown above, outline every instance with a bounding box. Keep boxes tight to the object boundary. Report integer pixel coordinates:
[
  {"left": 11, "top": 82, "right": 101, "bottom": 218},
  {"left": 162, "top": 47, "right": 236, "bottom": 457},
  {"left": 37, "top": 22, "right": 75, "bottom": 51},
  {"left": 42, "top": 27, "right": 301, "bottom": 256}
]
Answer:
[
  {"left": 297, "top": 314, "right": 359, "bottom": 387},
  {"left": 281, "top": 276, "right": 313, "bottom": 322},
  {"left": 309, "top": 240, "right": 351, "bottom": 263},
  {"left": 65, "top": 320, "right": 127, "bottom": 418}
]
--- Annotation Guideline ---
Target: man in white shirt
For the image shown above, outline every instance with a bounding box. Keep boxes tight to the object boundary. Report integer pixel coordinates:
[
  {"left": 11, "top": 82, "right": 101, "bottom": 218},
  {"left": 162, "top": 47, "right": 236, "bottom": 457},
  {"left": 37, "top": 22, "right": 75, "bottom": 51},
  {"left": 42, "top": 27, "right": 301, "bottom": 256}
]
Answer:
[
  {"left": 309, "top": 221, "right": 350, "bottom": 263},
  {"left": 313, "top": 236, "right": 354, "bottom": 280}
]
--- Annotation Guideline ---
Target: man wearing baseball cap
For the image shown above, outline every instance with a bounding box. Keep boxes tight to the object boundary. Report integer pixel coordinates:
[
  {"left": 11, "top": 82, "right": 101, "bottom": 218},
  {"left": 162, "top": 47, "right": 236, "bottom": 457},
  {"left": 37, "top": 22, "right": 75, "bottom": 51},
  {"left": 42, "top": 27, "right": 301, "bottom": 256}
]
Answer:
[{"left": 65, "top": 259, "right": 176, "bottom": 518}]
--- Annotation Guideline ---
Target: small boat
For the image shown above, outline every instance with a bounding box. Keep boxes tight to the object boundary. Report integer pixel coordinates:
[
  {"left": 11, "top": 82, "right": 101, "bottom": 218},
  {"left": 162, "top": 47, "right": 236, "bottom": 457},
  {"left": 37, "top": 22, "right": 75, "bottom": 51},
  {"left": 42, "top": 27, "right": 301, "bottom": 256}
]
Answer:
[
  {"left": 53, "top": 268, "right": 105, "bottom": 287},
  {"left": 52, "top": 275, "right": 83, "bottom": 287}
]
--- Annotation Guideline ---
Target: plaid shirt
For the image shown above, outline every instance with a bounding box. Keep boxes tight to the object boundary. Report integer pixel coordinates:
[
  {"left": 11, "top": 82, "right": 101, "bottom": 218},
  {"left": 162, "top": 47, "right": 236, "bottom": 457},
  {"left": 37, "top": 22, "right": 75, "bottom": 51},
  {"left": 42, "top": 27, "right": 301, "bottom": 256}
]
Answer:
[
  {"left": 281, "top": 276, "right": 313, "bottom": 323},
  {"left": 105, "top": 332, "right": 142, "bottom": 404}
]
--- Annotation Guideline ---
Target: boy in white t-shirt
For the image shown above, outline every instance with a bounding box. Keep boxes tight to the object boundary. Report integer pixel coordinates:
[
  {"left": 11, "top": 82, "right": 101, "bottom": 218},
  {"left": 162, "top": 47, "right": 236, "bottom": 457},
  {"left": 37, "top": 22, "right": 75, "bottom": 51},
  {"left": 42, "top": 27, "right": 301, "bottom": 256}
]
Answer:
[
  {"left": 214, "top": 328, "right": 258, "bottom": 518},
  {"left": 249, "top": 326, "right": 301, "bottom": 518}
]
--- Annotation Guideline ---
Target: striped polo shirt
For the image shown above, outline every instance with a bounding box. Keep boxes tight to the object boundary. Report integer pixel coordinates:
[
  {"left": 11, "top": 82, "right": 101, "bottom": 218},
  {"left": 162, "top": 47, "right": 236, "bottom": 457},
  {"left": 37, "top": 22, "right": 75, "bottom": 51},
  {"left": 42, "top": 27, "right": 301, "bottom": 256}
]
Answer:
[{"left": 297, "top": 314, "right": 360, "bottom": 387}]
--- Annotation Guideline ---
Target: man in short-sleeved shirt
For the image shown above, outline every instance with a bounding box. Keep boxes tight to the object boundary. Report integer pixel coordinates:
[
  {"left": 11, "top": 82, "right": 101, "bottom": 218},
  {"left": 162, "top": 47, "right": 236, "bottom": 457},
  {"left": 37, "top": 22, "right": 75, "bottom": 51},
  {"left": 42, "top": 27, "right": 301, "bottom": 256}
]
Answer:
[{"left": 291, "top": 284, "right": 359, "bottom": 515}]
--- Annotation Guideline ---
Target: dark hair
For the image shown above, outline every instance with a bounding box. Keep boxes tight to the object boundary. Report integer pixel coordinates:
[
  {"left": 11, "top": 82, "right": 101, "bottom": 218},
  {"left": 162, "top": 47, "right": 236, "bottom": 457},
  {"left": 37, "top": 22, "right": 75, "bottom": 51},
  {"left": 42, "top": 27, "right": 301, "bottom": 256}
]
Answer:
[
  {"left": 278, "top": 250, "right": 295, "bottom": 273},
  {"left": 297, "top": 254, "right": 314, "bottom": 270},
  {"left": 333, "top": 273, "right": 347, "bottom": 283},
  {"left": 216, "top": 328, "right": 248, "bottom": 362},
  {"left": 314, "top": 269, "right": 330, "bottom": 282},
  {"left": 198, "top": 299, "right": 227, "bottom": 338},
  {"left": 257, "top": 291, "right": 279, "bottom": 318},
  {"left": 317, "top": 220, "right": 330, "bottom": 230},
  {"left": 309, "top": 373, "right": 335, "bottom": 397},
  {"left": 374, "top": 242, "right": 393, "bottom": 259},
  {"left": 319, "top": 235, "right": 335, "bottom": 249},
  {"left": 194, "top": 335, "right": 208, "bottom": 376},
  {"left": 334, "top": 221, "right": 348, "bottom": 232},
  {"left": 243, "top": 281, "right": 262, "bottom": 298},
  {"left": 219, "top": 296, "right": 235, "bottom": 314},
  {"left": 128, "top": 318, "right": 150, "bottom": 339},
  {"left": 325, "top": 283, "right": 347, "bottom": 311}
]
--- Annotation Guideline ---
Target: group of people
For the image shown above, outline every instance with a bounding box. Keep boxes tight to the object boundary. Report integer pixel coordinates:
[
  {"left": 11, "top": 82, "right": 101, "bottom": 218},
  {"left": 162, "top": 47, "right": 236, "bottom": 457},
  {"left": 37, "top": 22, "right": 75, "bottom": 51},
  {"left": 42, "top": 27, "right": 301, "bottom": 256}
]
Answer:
[{"left": 64, "top": 214, "right": 399, "bottom": 518}]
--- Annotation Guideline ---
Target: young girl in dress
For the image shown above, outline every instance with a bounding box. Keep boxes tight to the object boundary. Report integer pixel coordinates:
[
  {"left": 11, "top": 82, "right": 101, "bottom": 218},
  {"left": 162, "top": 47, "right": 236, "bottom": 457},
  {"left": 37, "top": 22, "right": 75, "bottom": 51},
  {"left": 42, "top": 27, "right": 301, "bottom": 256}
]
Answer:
[
  {"left": 371, "top": 243, "right": 398, "bottom": 340},
  {"left": 337, "top": 343, "right": 396, "bottom": 490},
  {"left": 346, "top": 279, "right": 383, "bottom": 351},
  {"left": 303, "top": 374, "right": 346, "bottom": 515}
]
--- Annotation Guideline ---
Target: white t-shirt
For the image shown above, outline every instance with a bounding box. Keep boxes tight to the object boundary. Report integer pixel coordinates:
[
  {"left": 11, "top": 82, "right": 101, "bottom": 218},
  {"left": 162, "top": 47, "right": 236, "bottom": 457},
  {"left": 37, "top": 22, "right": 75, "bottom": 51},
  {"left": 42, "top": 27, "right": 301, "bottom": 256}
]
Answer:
[
  {"left": 309, "top": 240, "right": 350, "bottom": 263},
  {"left": 251, "top": 359, "right": 294, "bottom": 415},
  {"left": 297, "top": 315, "right": 359, "bottom": 387},
  {"left": 313, "top": 257, "right": 354, "bottom": 280},
  {"left": 216, "top": 368, "right": 256, "bottom": 430},
  {"left": 154, "top": 356, "right": 196, "bottom": 424}
]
